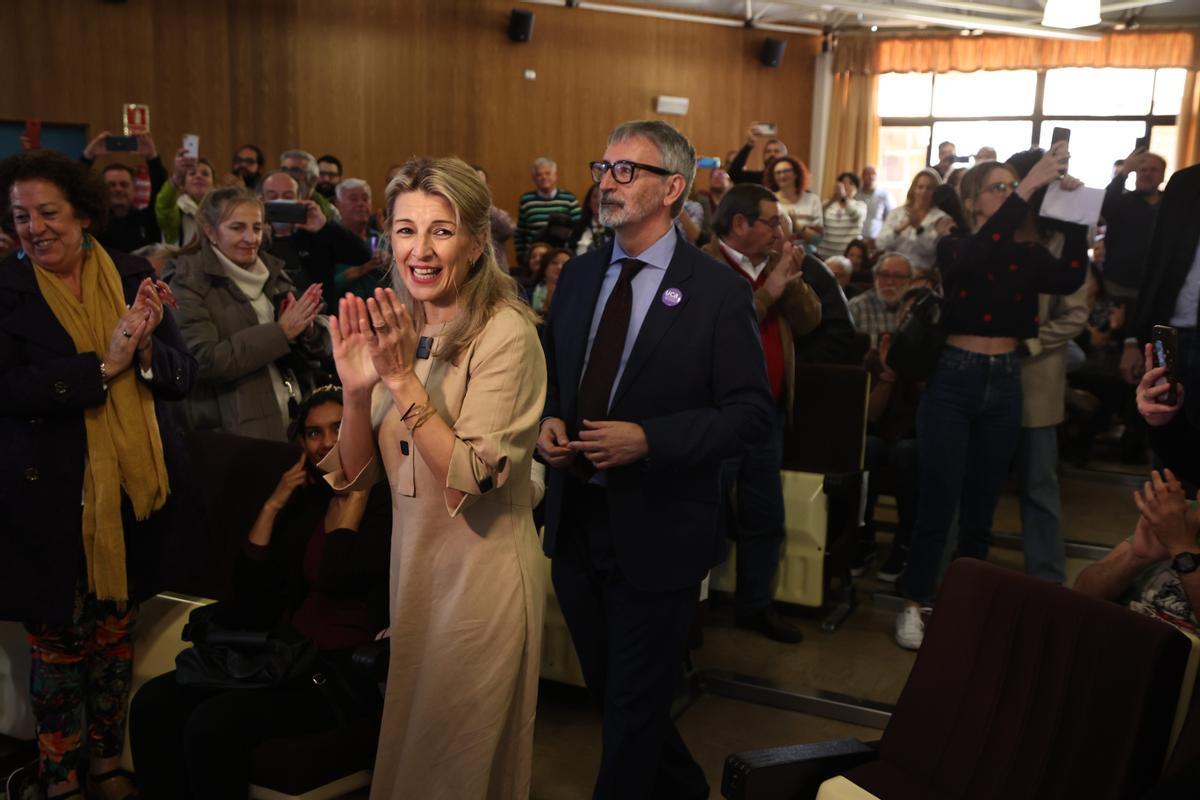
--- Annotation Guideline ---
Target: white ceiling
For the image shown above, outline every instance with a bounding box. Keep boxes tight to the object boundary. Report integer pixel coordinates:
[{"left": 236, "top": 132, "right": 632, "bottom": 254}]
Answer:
[{"left": 553, "top": 0, "right": 1200, "bottom": 39}]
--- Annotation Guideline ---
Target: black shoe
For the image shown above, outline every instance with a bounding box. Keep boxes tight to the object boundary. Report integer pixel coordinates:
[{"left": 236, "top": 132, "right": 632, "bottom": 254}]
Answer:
[
  {"left": 735, "top": 607, "right": 805, "bottom": 644},
  {"left": 850, "top": 543, "right": 877, "bottom": 578},
  {"left": 876, "top": 547, "right": 908, "bottom": 583}
]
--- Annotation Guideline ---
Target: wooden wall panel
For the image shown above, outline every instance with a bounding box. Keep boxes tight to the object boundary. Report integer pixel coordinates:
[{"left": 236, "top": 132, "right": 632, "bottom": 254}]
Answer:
[{"left": 0, "top": 0, "right": 818, "bottom": 219}]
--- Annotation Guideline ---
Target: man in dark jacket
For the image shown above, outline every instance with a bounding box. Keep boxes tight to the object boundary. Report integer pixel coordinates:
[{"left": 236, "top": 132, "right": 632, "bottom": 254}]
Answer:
[
  {"left": 259, "top": 171, "right": 372, "bottom": 310},
  {"left": 80, "top": 132, "right": 167, "bottom": 254}
]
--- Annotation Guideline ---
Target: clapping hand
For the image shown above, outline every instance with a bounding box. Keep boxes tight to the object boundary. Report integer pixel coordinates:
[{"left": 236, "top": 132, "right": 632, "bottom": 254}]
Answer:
[
  {"left": 934, "top": 216, "right": 956, "bottom": 237},
  {"left": 764, "top": 241, "right": 805, "bottom": 300},
  {"left": 105, "top": 306, "right": 153, "bottom": 374},
  {"left": 277, "top": 284, "right": 323, "bottom": 342},
  {"left": 329, "top": 294, "right": 381, "bottom": 395},
  {"left": 1133, "top": 469, "right": 1193, "bottom": 555},
  {"left": 362, "top": 288, "right": 419, "bottom": 387},
  {"left": 129, "top": 277, "right": 166, "bottom": 356},
  {"left": 1136, "top": 342, "right": 1184, "bottom": 427}
]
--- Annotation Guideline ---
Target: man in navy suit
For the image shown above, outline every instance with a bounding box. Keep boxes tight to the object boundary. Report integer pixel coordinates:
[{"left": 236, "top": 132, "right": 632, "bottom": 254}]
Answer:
[{"left": 538, "top": 120, "right": 773, "bottom": 799}]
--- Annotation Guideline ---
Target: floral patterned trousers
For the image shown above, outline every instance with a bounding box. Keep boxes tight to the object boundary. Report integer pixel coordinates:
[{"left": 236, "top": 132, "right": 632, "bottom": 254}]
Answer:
[{"left": 24, "top": 583, "right": 137, "bottom": 787}]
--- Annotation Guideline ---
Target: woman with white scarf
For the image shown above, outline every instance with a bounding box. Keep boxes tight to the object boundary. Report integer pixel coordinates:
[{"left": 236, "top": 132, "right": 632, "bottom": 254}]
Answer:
[
  {"left": 171, "top": 186, "right": 331, "bottom": 441},
  {"left": 154, "top": 147, "right": 215, "bottom": 246}
]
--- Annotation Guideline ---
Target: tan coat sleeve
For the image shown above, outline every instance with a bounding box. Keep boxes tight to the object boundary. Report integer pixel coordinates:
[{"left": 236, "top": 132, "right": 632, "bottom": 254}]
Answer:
[
  {"left": 445, "top": 309, "right": 548, "bottom": 517},
  {"left": 320, "top": 384, "right": 390, "bottom": 491}
]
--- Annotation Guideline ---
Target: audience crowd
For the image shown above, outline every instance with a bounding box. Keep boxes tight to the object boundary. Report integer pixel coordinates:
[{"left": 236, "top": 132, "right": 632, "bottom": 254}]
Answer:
[{"left": 0, "top": 111, "right": 1195, "bottom": 799}]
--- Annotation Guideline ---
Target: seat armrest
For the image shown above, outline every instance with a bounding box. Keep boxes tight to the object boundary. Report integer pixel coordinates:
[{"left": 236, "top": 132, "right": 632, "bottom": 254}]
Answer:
[
  {"left": 350, "top": 638, "right": 389, "bottom": 684},
  {"left": 722, "top": 738, "right": 879, "bottom": 800}
]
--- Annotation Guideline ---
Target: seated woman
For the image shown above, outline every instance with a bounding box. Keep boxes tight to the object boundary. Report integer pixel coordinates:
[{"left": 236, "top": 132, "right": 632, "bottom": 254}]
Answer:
[
  {"left": 530, "top": 246, "right": 570, "bottom": 314},
  {"left": 171, "top": 185, "right": 331, "bottom": 441},
  {"left": 155, "top": 148, "right": 215, "bottom": 246},
  {"left": 129, "top": 386, "right": 391, "bottom": 800}
]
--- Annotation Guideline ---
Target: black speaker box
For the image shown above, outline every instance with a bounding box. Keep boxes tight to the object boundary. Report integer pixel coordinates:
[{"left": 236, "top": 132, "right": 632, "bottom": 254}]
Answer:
[
  {"left": 761, "top": 37, "right": 786, "bottom": 68},
  {"left": 509, "top": 9, "right": 535, "bottom": 43}
]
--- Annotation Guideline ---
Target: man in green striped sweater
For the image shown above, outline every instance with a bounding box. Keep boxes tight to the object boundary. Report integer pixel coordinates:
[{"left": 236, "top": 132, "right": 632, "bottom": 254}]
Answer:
[{"left": 515, "top": 157, "right": 581, "bottom": 264}]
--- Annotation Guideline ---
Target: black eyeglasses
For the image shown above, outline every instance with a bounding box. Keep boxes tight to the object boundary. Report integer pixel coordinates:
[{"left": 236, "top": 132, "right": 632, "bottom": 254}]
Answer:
[{"left": 589, "top": 160, "right": 674, "bottom": 185}]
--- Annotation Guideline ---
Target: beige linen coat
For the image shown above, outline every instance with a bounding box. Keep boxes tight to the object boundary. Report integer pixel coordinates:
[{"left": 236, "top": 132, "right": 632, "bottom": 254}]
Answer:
[{"left": 324, "top": 304, "right": 547, "bottom": 799}]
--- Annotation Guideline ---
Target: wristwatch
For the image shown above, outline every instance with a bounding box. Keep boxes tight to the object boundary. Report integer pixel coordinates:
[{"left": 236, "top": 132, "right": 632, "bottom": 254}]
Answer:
[{"left": 1170, "top": 552, "right": 1200, "bottom": 575}]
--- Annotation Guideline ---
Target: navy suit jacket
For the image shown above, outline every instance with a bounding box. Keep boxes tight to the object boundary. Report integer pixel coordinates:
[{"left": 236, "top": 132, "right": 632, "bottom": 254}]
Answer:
[{"left": 540, "top": 231, "right": 773, "bottom": 593}]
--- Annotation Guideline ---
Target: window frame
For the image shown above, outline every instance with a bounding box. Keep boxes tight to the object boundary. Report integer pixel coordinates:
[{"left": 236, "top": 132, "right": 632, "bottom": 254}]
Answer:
[{"left": 878, "top": 69, "right": 1179, "bottom": 167}]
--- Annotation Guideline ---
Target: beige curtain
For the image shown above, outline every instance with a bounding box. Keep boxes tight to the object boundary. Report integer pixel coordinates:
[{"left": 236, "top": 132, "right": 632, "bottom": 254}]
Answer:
[
  {"left": 822, "top": 71, "right": 878, "bottom": 197},
  {"left": 834, "top": 30, "right": 1198, "bottom": 75},
  {"left": 1179, "top": 71, "right": 1200, "bottom": 169}
]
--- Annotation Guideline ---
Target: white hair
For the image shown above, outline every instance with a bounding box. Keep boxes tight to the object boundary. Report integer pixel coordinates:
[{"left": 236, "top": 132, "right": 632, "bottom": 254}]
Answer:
[
  {"left": 874, "top": 251, "right": 914, "bottom": 277},
  {"left": 531, "top": 157, "right": 557, "bottom": 174},
  {"left": 825, "top": 255, "right": 853, "bottom": 276},
  {"left": 335, "top": 178, "right": 371, "bottom": 203}
]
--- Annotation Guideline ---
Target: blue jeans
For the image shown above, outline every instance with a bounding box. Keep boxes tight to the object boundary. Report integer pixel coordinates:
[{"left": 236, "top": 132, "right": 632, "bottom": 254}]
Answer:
[
  {"left": 722, "top": 411, "right": 786, "bottom": 616},
  {"left": 898, "top": 346, "right": 1022, "bottom": 603},
  {"left": 1017, "top": 426, "right": 1066, "bottom": 584},
  {"left": 863, "top": 435, "right": 919, "bottom": 552}
]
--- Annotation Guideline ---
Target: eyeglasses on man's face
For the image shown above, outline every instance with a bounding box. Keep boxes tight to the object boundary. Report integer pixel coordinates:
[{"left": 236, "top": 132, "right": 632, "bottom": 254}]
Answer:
[
  {"left": 749, "top": 215, "right": 784, "bottom": 230},
  {"left": 590, "top": 160, "right": 674, "bottom": 185}
]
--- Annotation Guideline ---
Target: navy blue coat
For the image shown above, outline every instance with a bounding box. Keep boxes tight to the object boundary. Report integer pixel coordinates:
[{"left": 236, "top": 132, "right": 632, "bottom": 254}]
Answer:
[
  {"left": 540, "top": 232, "right": 773, "bottom": 593},
  {"left": 0, "top": 250, "right": 197, "bottom": 624}
]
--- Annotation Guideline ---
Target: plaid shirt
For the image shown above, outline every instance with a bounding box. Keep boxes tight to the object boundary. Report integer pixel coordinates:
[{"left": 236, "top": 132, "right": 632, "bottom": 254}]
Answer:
[{"left": 847, "top": 289, "right": 900, "bottom": 338}]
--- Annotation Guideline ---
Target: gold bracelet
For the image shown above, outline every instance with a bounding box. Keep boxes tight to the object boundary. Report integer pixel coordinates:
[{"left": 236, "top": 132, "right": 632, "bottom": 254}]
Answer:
[{"left": 404, "top": 403, "right": 438, "bottom": 432}]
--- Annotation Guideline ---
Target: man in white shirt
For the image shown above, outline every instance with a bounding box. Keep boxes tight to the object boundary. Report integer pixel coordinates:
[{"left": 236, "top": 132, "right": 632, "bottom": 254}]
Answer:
[{"left": 859, "top": 165, "right": 892, "bottom": 241}]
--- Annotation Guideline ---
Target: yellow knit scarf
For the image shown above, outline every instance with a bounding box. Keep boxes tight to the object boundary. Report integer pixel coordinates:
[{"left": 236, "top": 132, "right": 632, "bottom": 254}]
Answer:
[{"left": 33, "top": 239, "right": 170, "bottom": 602}]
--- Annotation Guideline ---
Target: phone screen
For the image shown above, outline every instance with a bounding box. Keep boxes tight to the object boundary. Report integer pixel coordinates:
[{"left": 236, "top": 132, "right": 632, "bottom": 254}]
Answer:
[{"left": 369, "top": 235, "right": 379, "bottom": 251}]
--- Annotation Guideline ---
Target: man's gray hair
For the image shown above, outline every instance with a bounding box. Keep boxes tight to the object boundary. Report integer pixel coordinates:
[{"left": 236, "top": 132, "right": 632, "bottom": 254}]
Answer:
[
  {"left": 335, "top": 178, "right": 371, "bottom": 203},
  {"left": 280, "top": 149, "right": 319, "bottom": 182},
  {"left": 825, "top": 255, "right": 853, "bottom": 277},
  {"left": 607, "top": 120, "right": 696, "bottom": 217},
  {"left": 874, "top": 251, "right": 914, "bottom": 277},
  {"left": 531, "top": 157, "right": 557, "bottom": 174}
]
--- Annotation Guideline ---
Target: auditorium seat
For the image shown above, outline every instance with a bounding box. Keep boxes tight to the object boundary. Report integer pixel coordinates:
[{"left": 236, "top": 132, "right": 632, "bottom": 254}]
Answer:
[
  {"left": 709, "top": 363, "right": 868, "bottom": 626},
  {"left": 721, "top": 558, "right": 1199, "bottom": 800}
]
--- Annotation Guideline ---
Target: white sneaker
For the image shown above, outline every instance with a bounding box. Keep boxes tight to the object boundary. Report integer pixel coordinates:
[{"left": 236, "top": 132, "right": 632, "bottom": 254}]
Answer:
[{"left": 895, "top": 606, "right": 926, "bottom": 650}]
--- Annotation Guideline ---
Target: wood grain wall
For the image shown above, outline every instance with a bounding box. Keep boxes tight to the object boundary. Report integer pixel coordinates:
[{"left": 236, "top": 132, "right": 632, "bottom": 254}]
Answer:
[{"left": 0, "top": 0, "right": 818, "bottom": 218}]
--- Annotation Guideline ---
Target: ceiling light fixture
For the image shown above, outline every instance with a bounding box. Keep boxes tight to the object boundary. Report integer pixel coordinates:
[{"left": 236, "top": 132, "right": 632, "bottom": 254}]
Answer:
[{"left": 1042, "top": 0, "right": 1101, "bottom": 29}]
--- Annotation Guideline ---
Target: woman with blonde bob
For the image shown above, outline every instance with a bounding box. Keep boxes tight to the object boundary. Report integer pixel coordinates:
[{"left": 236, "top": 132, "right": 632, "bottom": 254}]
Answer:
[
  {"left": 874, "top": 167, "right": 947, "bottom": 272},
  {"left": 325, "top": 157, "right": 546, "bottom": 798}
]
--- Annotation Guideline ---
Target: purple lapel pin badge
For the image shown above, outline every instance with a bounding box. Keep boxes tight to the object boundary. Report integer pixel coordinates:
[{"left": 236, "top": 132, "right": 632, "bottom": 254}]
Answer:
[{"left": 661, "top": 287, "right": 683, "bottom": 307}]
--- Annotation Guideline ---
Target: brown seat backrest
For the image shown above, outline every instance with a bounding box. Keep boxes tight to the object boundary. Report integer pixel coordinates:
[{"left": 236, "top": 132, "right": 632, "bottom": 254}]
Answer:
[
  {"left": 784, "top": 363, "right": 868, "bottom": 474},
  {"left": 164, "top": 431, "right": 302, "bottom": 601},
  {"left": 849, "top": 559, "right": 1191, "bottom": 800}
]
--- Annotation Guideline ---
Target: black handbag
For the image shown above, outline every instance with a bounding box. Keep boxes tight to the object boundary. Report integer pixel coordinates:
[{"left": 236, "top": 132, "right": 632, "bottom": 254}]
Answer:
[
  {"left": 175, "top": 602, "right": 318, "bottom": 690},
  {"left": 886, "top": 290, "right": 946, "bottom": 382}
]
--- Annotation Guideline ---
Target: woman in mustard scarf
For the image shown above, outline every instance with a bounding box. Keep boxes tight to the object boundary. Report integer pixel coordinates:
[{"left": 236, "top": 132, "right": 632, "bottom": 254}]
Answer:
[{"left": 0, "top": 151, "right": 197, "bottom": 800}]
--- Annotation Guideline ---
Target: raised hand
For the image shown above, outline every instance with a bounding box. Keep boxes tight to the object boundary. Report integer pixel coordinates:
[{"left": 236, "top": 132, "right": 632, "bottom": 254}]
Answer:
[
  {"left": 329, "top": 294, "right": 381, "bottom": 395},
  {"left": 265, "top": 452, "right": 310, "bottom": 513},
  {"left": 363, "top": 288, "right": 419, "bottom": 387},
  {"left": 1017, "top": 141, "right": 1069, "bottom": 200},
  {"left": 277, "top": 285, "right": 322, "bottom": 341},
  {"left": 83, "top": 131, "right": 112, "bottom": 160},
  {"left": 1136, "top": 342, "right": 1184, "bottom": 427},
  {"left": 297, "top": 200, "right": 327, "bottom": 233},
  {"left": 105, "top": 307, "right": 152, "bottom": 374}
]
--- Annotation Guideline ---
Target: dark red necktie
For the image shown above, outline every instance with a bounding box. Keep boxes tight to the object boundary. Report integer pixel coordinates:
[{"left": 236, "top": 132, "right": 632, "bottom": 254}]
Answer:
[{"left": 572, "top": 258, "right": 645, "bottom": 477}]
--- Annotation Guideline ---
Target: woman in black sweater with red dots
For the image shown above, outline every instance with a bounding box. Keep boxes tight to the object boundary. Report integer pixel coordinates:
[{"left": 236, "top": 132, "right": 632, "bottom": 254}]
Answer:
[{"left": 894, "top": 143, "right": 1088, "bottom": 649}]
